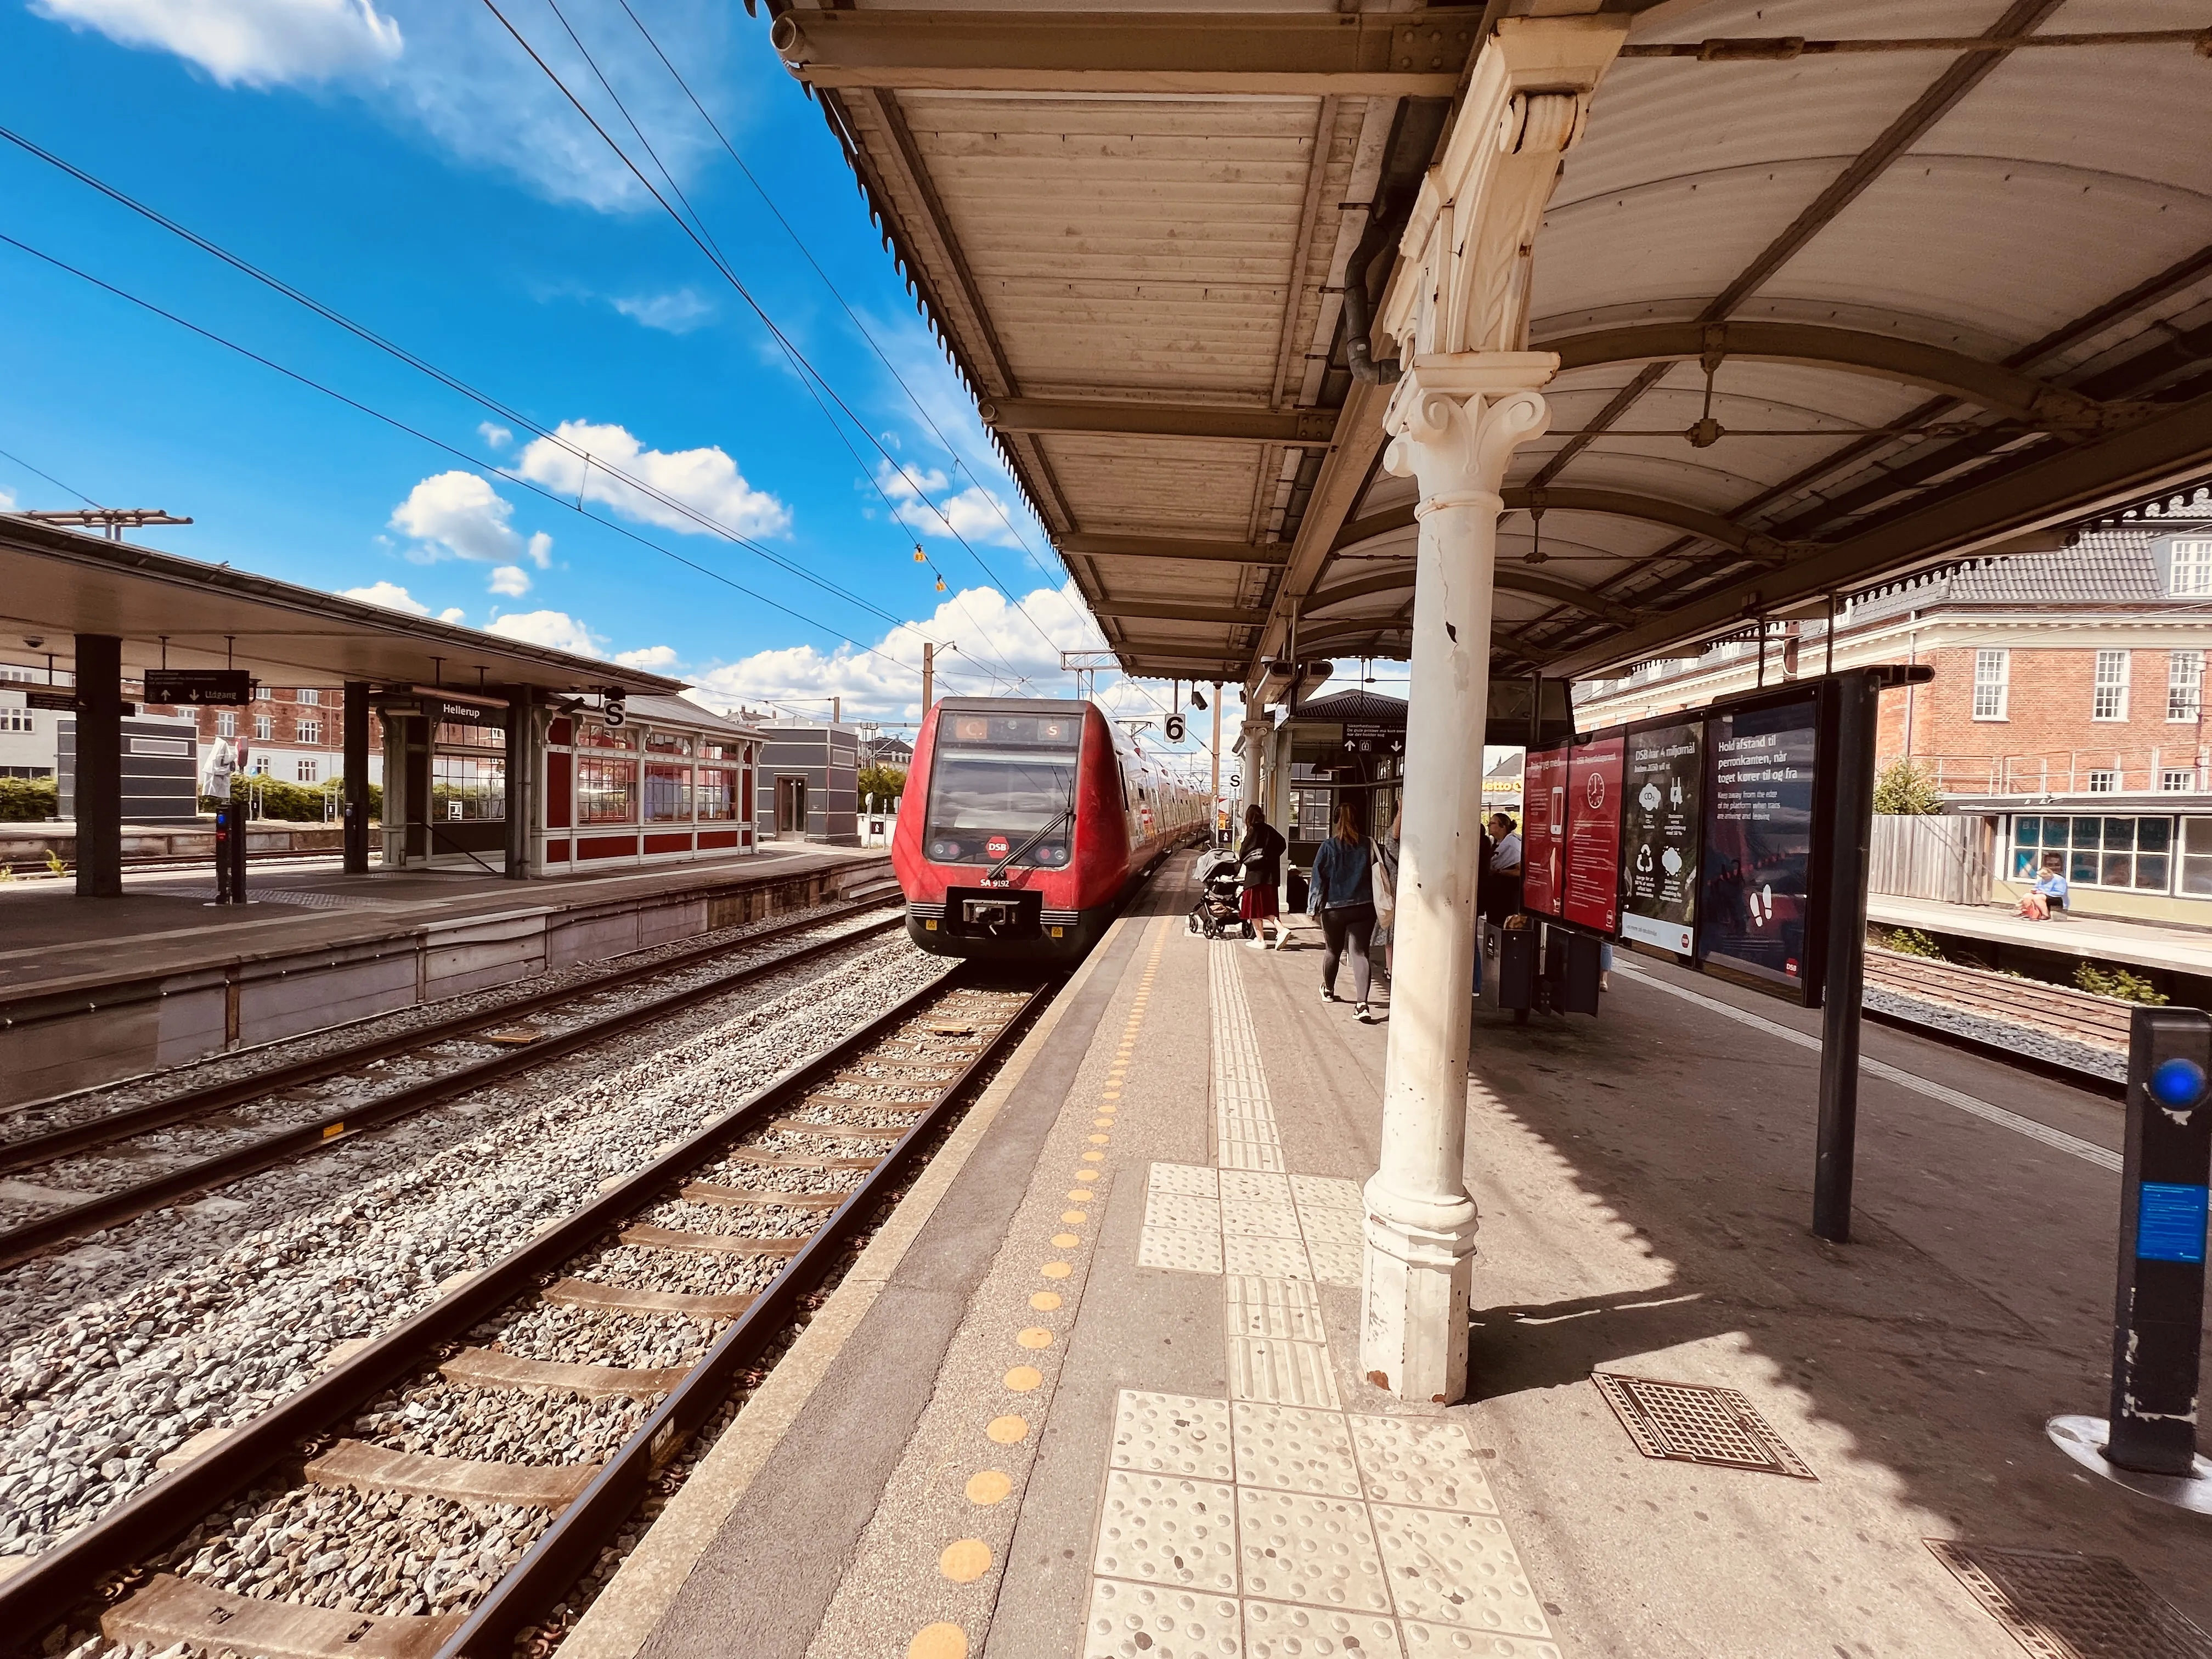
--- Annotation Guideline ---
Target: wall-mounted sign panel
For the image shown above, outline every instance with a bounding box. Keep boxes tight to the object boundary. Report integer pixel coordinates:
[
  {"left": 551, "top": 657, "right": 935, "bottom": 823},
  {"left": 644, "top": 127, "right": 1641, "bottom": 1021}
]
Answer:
[
  {"left": 143, "top": 669, "right": 252, "bottom": 706},
  {"left": 1522, "top": 743, "right": 1568, "bottom": 917},
  {"left": 1562, "top": 732, "right": 1624, "bottom": 934},
  {"left": 1700, "top": 697, "right": 1820, "bottom": 996},
  {"left": 1621, "top": 718, "right": 1703, "bottom": 955}
]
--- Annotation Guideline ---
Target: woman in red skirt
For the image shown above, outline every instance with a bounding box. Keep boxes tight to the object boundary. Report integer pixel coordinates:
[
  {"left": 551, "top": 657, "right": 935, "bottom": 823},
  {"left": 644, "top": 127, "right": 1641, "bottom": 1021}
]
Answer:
[{"left": 1237, "top": 803, "right": 1286, "bottom": 949}]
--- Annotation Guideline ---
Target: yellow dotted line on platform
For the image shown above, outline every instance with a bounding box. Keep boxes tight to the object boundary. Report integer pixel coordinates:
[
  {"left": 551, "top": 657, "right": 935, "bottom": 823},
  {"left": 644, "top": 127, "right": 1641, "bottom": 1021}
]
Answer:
[{"left": 906, "top": 920, "right": 1170, "bottom": 1659}]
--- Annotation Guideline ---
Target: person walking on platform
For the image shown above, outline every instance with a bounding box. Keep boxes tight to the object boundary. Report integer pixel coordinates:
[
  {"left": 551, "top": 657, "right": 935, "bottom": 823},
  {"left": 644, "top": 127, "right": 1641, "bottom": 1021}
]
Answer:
[
  {"left": 1309, "top": 798, "right": 1379, "bottom": 1021},
  {"left": 1237, "top": 803, "right": 1288, "bottom": 949}
]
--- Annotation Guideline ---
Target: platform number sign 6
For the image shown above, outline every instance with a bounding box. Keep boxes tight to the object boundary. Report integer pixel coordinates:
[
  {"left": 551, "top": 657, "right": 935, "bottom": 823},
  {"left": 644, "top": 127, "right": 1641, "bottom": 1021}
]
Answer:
[{"left": 1165, "top": 713, "right": 1187, "bottom": 743}]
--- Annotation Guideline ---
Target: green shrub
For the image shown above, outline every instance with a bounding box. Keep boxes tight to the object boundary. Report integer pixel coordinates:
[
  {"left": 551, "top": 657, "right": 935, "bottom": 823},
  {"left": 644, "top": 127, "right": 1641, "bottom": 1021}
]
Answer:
[
  {"left": 858, "top": 762, "right": 906, "bottom": 805},
  {"left": 2075, "top": 962, "right": 2169, "bottom": 1006},
  {"left": 1884, "top": 927, "right": 1944, "bottom": 959},
  {"left": 0, "top": 776, "right": 58, "bottom": 821},
  {"left": 1874, "top": 759, "right": 1944, "bottom": 815},
  {"left": 206, "top": 778, "right": 381, "bottom": 822}
]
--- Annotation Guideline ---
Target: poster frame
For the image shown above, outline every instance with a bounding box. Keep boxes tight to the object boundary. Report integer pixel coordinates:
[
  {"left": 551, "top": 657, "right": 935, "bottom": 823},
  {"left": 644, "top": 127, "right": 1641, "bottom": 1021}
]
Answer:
[{"left": 1618, "top": 710, "right": 1707, "bottom": 961}]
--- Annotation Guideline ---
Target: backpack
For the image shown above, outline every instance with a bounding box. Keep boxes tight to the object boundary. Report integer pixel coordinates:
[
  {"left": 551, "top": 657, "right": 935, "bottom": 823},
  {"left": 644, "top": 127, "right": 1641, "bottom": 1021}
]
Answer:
[{"left": 1370, "top": 838, "right": 1397, "bottom": 926}]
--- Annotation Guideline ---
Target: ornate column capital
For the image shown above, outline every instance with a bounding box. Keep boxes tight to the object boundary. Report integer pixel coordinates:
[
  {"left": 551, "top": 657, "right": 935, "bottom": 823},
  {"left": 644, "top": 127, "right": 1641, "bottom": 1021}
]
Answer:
[{"left": 1381, "top": 352, "right": 1559, "bottom": 507}]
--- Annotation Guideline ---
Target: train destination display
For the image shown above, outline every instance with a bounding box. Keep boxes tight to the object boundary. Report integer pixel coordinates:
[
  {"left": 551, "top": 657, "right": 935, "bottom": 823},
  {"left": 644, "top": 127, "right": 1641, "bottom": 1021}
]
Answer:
[
  {"left": 1521, "top": 743, "right": 1567, "bottom": 917},
  {"left": 1562, "top": 732, "right": 1624, "bottom": 934},
  {"left": 1700, "top": 697, "right": 1821, "bottom": 994},
  {"left": 1621, "top": 720, "right": 1702, "bottom": 955}
]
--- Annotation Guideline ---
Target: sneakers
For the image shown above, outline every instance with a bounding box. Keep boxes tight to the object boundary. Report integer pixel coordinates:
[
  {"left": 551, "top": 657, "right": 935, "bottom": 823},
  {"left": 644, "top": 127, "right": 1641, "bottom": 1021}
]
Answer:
[
  {"left": 1245, "top": 935, "right": 1267, "bottom": 950},
  {"left": 1355, "top": 1002, "right": 1373, "bottom": 1022},
  {"left": 1321, "top": 986, "right": 1337, "bottom": 1003}
]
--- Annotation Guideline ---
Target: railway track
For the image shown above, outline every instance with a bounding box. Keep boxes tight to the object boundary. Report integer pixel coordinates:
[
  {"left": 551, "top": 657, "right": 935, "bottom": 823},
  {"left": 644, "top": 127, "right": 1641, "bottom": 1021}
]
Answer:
[
  {"left": 1863, "top": 944, "right": 2134, "bottom": 1052},
  {"left": 0, "top": 897, "right": 904, "bottom": 1270},
  {"left": 5, "top": 967, "right": 1048, "bottom": 1659}
]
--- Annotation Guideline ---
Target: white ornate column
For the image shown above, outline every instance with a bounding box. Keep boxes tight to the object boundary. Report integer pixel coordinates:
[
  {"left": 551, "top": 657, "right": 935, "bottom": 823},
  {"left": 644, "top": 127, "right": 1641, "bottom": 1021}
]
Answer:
[
  {"left": 1359, "top": 359, "right": 1551, "bottom": 1401},
  {"left": 1353, "top": 14, "right": 1627, "bottom": 1403}
]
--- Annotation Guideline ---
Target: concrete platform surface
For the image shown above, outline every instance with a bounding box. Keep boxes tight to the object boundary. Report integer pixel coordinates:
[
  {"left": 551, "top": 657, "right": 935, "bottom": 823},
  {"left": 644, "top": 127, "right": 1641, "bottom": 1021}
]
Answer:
[
  {"left": 588, "top": 854, "right": 2211, "bottom": 1659},
  {"left": 1870, "top": 891, "right": 2212, "bottom": 976}
]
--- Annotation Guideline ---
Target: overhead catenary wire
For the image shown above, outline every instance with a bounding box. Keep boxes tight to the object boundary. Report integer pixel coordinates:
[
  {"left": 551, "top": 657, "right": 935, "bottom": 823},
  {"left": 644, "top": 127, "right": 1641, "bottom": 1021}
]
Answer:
[
  {"left": 0, "top": 229, "right": 1012, "bottom": 698},
  {"left": 0, "top": 442, "right": 99, "bottom": 508},
  {"left": 478, "top": 0, "right": 1075, "bottom": 673}
]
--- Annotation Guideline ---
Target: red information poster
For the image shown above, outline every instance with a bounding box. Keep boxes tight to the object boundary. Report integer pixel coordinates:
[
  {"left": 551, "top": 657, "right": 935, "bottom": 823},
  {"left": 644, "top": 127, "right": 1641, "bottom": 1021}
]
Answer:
[
  {"left": 1521, "top": 744, "right": 1568, "bottom": 917},
  {"left": 1564, "top": 732, "right": 1625, "bottom": 933}
]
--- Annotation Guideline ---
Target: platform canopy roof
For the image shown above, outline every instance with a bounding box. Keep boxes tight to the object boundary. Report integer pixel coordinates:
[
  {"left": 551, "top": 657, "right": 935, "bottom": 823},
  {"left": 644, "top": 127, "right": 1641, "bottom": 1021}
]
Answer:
[
  {"left": 0, "top": 516, "right": 686, "bottom": 696},
  {"left": 770, "top": 0, "right": 2212, "bottom": 701}
]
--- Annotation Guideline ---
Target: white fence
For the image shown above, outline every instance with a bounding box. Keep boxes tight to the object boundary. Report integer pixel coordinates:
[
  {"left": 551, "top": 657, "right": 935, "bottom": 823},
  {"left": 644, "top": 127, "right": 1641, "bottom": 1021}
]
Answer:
[{"left": 1869, "top": 814, "right": 1993, "bottom": 905}]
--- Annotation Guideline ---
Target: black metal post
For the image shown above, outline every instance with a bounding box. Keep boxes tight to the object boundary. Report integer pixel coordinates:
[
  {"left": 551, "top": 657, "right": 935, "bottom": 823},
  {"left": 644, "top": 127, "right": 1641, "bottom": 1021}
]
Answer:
[
  {"left": 229, "top": 783, "right": 249, "bottom": 903},
  {"left": 1813, "top": 671, "right": 1878, "bottom": 1242},
  {"left": 213, "top": 798, "right": 234, "bottom": 905},
  {"left": 73, "top": 634, "right": 123, "bottom": 898},
  {"left": 504, "top": 687, "right": 530, "bottom": 880},
  {"left": 342, "top": 681, "right": 370, "bottom": 875},
  {"left": 2107, "top": 1007, "right": 2212, "bottom": 1475}
]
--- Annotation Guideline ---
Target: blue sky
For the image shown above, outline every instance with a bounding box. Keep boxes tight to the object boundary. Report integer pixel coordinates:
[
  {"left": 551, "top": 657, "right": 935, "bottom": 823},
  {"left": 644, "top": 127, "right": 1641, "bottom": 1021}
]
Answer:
[{"left": 0, "top": 0, "right": 1242, "bottom": 747}]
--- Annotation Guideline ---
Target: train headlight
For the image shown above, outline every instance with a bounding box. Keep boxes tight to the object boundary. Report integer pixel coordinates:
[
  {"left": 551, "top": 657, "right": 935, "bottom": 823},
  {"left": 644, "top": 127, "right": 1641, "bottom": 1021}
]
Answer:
[
  {"left": 930, "top": 839, "right": 959, "bottom": 860},
  {"left": 1040, "top": 845, "right": 1067, "bottom": 866}
]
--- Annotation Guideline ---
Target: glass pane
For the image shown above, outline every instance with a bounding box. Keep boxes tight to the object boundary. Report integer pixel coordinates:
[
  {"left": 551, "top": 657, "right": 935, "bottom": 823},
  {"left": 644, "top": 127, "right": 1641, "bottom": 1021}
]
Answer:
[
  {"left": 2012, "top": 847, "right": 2039, "bottom": 878},
  {"left": 2104, "top": 817, "right": 2135, "bottom": 850},
  {"left": 2072, "top": 850, "right": 2098, "bottom": 885},
  {"left": 2103, "top": 851, "right": 2134, "bottom": 886},
  {"left": 2135, "top": 855, "right": 2170, "bottom": 891},
  {"left": 2187, "top": 818, "right": 2212, "bottom": 853},
  {"left": 2073, "top": 818, "right": 2102, "bottom": 849},
  {"left": 2139, "top": 817, "right": 2172, "bottom": 853},
  {"left": 2183, "top": 854, "right": 2212, "bottom": 897},
  {"left": 643, "top": 763, "right": 691, "bottom": 823},
  {"left": 2016, "top": 816, "right": 2041, "bottom": 847}
]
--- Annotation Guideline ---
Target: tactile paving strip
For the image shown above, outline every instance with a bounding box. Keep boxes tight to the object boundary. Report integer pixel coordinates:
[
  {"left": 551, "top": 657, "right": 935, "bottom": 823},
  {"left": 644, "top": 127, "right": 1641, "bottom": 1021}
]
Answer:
[
  {"left": 1926, "top": 1541, "right": 2212, "bottom": 1659},
  {"left": 1237, "top": 1487, "right": 1392, "bottom": 1612},
  {"left": 1112, "top": 1392, "right": 1236, "bottom": 1481},
  {"left": 1094, "top": 1471, "right": 1239, "bottom": 1593},
  {"left": 1226, "top": 1276, "right": 1325, "bottom": 1342},
  {"left": 1083, "top": 1577, "right": 1243, "bottom": 1659},
  {"left": 1590, "top": 1370, "right": 1816, "bottom": 1479}
]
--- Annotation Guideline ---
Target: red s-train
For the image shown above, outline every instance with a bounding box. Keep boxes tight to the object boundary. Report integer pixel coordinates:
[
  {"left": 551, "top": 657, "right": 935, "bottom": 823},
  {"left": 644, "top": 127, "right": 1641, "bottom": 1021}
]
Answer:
[{"left": 894, "top": 698, "right": 1205, "bottom": 962}]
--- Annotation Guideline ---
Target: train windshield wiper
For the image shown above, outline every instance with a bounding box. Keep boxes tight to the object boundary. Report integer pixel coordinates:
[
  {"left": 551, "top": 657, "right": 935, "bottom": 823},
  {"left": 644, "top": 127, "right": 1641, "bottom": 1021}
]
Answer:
[{"left": 986, "top": 803, "right": 1074, "bottom": 883}]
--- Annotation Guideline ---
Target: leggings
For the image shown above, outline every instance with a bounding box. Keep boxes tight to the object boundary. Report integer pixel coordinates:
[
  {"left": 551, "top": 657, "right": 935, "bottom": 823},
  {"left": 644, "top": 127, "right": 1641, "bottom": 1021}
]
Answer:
[{"left": 1321, "top": 903, "right": 1377, "bottom": 1001}]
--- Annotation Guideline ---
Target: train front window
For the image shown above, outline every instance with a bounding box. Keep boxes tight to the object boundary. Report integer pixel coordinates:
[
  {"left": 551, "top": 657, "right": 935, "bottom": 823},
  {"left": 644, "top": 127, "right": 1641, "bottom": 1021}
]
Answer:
[{"left": 924, "top": 712, "right": 1080, "bottom": 867}]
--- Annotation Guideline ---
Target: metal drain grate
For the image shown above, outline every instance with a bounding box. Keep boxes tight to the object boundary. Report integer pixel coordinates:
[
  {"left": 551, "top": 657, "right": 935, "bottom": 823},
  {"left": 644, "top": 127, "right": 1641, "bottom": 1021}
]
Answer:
[
  {"left": 1590, "top": 1372, "right": 1815, "bottom": 1479},
  {"left": 1927, "top": 1542, "right": 2212, "bottom": 1659}
]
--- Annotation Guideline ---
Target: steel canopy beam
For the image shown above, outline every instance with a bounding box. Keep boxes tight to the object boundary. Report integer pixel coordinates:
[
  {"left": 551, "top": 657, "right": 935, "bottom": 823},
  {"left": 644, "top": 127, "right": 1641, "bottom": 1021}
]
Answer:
[
  {"left": 980, "top": 398, "right": 1340, "bottom": 446},
  {"left": 1330, "top": 488, "right": 1792, "bottom": 560},
  {"left": 1304, "top": 564, "right": 1638, "bottom": 625},
  {"left": 1092, "top": 600, "right": 1271, "bottom": 626},
  {"left": 1540, "top": 388, "right": 2212, "bottom": 678},
  {"left": 771, "top": 9, "right": 1479, "bottom": 95},
  {"left": 1059, "top": 533, "right": 1289, "bottom": 566},
  {"left": 1542, "top": 320, "right": 2114, "bottom": 428}
]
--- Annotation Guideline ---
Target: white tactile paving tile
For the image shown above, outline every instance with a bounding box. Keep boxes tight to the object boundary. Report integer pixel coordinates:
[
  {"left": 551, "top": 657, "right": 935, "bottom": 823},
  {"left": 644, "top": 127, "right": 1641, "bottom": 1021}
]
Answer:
[
  {"left": 1290, "top": 1174, "right": 1363, "bottom": 1212},
  {"left": 1347, "top": 1416, "right": 1499, "bottom": 1514},
  {"left": 1146, "top": 1190, "right": 1224, "bottom": 1231},
  {"left": 1223, "top": 1232, "right": 1316, "bottom": 1278},
  {"left": 1227, "top": 1276, "right": 1326, "bottom": 1342},
  {"left": 1219, "top": 1139, "right": 1288, "bottom": 1172},
  {"left": 1293, "top": 1205, "right": 1364, "bottom": 1246},
  {"left": 1221, "top": 1170, "right": 1294, "bottom": 1203},
  {"left": 1302, "top": 1236, "right": 1363, "bottom": 1287},
  {"left": 1113, "top": 1391, "right": 1237, "bottom": 1481},
  {"left": 1368, "top": 1504, "right": 1555, "bottom": 1643},
  {"left": 1231, "top": 1402, "right": 1363, "bottom": 1498},
  {"left": 1139, "top": 1225, "right": 1226, "bottom": 1275},
  {"left": 1244, "top": 1599, "right": 1407, "bottom": 1658},
  {"left": 1150, "top": 1162, "right": 1222, "bottom": 1196},
  {"left": 1221, "top": 1198, "right": 1304, "bottom": 1239},
  {"left": 1228, "top": 1335, "right": 1341, "bottom": 1409},
  {"left": 1084, "top": 1578, "right": 1245, "bottom": 1659},
  {"left": 1094, "top": 1471, "right": 1240, "bottom": 1593},
  {"left": 1237, "top": 1487, "right": 1392, "bottom": 1612}
]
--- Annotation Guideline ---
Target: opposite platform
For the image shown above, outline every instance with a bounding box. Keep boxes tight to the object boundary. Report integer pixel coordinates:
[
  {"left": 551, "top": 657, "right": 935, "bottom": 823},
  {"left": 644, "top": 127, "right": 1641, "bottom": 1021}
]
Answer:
[
  {"left": 0, "top": 844, "right": 890, "bottom": 1105},
  {"left": 577, "top": 851, "right": 2211, "bottom": 1658}
]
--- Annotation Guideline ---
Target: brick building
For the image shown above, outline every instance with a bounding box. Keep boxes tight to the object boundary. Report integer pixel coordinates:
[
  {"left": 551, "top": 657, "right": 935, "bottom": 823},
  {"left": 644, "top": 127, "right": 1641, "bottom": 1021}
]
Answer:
[
  {"left": 1577, "top": 498, "right": 2212, "bottom": 924},
  {"left": 154, "top": 685, "right": 385, "bottom": 789}
]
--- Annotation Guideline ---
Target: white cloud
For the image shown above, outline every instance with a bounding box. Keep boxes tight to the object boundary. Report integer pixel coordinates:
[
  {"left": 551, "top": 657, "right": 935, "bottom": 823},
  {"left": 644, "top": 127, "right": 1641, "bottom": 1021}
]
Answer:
[
  {"left": 33, "top": 0, "right": 402, "bottom": 86},
  {"left": 612, "top": 290, "right": 713, "bottom": 335},
  {"left": 339, "top": 579, "right": 431, "bottom": 616},
  {"left": 874, "top": 461, "right": 1027, "bottom": 551},
  {"left": 477, "top": 421, "right": 512, "bottom": 450},
  {"left": 0, "top": 487, "right": 15, "bottom": 511},
  {"left": 486, "top": 610, "right": 603, "bottom": 658},
  {"left": 487, "top": 564, "right": 531, "bottom": 597},
  {"left": 614, "top": 644, "right": 680, "bottom": 671},
  {"left": 388, "top": 471, "right": 551, "bottom": 568},
  {"left": 516, "top": 420, "right": 789, "bottom": 539},
  {"left": 438, "top": 606, "right": 466, "bottom": 624}
]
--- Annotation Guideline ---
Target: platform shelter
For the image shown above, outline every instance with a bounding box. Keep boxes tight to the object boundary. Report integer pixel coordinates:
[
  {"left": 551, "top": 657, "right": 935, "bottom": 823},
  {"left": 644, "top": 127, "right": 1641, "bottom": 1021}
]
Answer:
[
  {"left": 0, "top": 515, "right": 705, "bottom": 893},
  {"left": 775, "top": 1, "right": 2212, "bottom": 1403}
]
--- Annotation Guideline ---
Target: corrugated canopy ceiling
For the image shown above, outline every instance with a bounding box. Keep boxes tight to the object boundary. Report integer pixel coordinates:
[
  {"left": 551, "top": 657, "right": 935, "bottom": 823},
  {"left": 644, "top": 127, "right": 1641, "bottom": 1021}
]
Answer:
[{"left": 770, "top": 0, "right": 2212, "bottom": 699}]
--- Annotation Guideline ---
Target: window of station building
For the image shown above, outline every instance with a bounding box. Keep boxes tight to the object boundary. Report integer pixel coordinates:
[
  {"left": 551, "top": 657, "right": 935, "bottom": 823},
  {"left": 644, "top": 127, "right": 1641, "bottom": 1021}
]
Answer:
[
  {"left": 2013, "top": 815, "right": 2173, "bottom": 891},
  {"left": 252, "top": 755, "right": 271, "bottom": 775},
  {"left": 0, "top": 708, "right": 30, "bottom": 733},
  {"left": 298, "top": 719, "right": 323, "bottom": 745},
  {"left": 435, "top": 718, "right": 503, "bottom": 750},
  {"left": 575, "top": 721, "right": 633, "bottom": 751},
  {"left": 696, "top": 765, "right": 740, "bottom": 820},
  {"left": 577, "top": 754, "right": 637, "bottom": 823},
  {"left": 2163, "top": 769, "right": 2197, "bottom": 793},
  {"left": 2092, "top": 650, "right": 2130, "bottom": 721},
  {"left": 644, "top": 762, "right": 692, "bottom": 823},
  {"left": 699, "top": 739, "right": 733, "bottom": 761},
  {"left": 2171, "top": 539, "right": 2212, "bottom": 597},
  {"left": 1972, "top": 648, "right": 2009, "bottom": 720},
  {"left": 216, "top": 710, "right": 237, "bottom": 738},
  {"left": 2169, "top": 651, "right": 2204, "bottom": 722},
  {"left": 253, "top": 714, "right": 273, "bottom": 741},
  {"left": 432, "top": 754, "right": 505, "bottom": 821},
  {"left": 2185, "top": 819, "right": 2212, "bottom": 896},
  {"left": 296, "top": 759, "right": 319, "bottom": 783},
  {"left": 644, "top": 729, "right": 692, "bottom": 755},
  {"left": 2088, "top": 769, "right": 2119, "bottom": 793},
  {"left": 297, "top": 688, "right": 320, "bottom": 706}
]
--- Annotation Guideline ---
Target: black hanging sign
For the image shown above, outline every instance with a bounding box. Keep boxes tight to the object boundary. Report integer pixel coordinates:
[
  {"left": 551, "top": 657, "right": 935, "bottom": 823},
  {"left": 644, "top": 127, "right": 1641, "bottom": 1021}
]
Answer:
[{"left": 144, "top": 669, "right": 253, "bottom": 706}]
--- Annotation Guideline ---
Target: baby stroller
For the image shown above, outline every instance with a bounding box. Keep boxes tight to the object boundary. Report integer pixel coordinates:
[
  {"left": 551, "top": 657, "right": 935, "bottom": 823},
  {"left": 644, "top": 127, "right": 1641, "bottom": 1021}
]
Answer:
[{"left": 1188, "top": 846, "right": 1244, "bottom": 938}]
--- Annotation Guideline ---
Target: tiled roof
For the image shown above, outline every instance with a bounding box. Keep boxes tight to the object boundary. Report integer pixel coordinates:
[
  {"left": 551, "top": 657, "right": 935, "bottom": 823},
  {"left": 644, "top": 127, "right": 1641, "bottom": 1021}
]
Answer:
[
  {"left": 1290, "top": 688, "right": 1409, "bottom": 724},
  {"left": 1850, "top": 520, "right": 2206, "bottom": 621}
]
